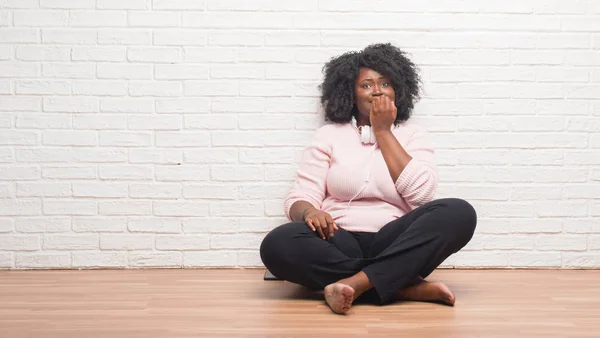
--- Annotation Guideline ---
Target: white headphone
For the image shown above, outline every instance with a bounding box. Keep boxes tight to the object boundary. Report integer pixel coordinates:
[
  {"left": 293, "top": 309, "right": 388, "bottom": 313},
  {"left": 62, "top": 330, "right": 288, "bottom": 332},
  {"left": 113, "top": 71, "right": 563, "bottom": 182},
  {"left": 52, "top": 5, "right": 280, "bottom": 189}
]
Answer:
[{"left": 351, "top": 116, "right": 376, "bottom": 144}]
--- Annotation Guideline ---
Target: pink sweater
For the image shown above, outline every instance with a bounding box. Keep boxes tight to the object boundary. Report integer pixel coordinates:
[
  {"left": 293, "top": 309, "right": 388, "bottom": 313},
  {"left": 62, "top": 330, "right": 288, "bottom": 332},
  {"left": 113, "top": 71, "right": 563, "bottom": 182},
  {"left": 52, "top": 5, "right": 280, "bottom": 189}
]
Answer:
[{"left": 283, "top": 121, "right": 438, "bottom": 233}]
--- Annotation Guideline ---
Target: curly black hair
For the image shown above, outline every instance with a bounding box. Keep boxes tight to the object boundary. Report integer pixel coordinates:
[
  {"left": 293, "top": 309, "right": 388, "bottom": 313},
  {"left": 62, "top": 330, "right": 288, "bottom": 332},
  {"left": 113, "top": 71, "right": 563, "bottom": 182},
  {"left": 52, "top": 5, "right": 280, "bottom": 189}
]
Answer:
[{"left": 319, "top": 43, "right": 421, "bottom": 125}]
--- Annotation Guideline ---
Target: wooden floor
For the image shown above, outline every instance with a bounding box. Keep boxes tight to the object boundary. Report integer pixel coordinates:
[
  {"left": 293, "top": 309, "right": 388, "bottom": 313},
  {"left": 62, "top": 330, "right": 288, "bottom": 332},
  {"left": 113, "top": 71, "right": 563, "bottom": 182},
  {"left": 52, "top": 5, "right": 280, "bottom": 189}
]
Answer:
[{"left": 0, "top": 269, "right": 599, "bottom": 338}]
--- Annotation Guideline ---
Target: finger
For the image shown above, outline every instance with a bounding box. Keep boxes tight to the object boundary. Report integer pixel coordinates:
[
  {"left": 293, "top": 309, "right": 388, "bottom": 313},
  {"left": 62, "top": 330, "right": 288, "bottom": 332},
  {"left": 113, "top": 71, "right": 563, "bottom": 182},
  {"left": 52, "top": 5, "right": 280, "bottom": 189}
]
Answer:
[
  {"left": 313, "top": 219, "right": 325, "bottom": 239},
  {"left": 319, "top": 216, "right": 330, "bottom": 239},
  {"left": 306, "top": 219, "right": 316, "bottom": 232},
  {"left": 326, "top": 215, "right": 336, "bottom": 236}
]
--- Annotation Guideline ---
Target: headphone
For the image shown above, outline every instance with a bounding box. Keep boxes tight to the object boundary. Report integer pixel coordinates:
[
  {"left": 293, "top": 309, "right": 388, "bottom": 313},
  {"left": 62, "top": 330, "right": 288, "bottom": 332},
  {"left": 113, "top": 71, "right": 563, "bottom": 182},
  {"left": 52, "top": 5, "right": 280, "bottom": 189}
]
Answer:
[{"left": 351, "top": 116, "right": 376, "bottom": 144}]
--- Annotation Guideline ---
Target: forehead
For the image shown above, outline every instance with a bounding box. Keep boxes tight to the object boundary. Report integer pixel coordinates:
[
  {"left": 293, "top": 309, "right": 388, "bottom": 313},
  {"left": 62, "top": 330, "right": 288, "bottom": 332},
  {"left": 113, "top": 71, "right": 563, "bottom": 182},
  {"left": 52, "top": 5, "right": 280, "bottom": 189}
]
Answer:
[{"left": 356, "top": 67, "right": 388, "bottom": 81}]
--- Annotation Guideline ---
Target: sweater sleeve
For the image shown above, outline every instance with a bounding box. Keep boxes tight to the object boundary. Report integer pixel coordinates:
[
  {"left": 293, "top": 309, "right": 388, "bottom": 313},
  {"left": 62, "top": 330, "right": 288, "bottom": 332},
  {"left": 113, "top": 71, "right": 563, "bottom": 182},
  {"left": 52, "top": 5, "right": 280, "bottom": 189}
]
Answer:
[
  {"left": 283, "top": 127, "right": 332, "bottom": 221},
  {"left": 394, "top": 125, "right": 438, "bottom": 209}
]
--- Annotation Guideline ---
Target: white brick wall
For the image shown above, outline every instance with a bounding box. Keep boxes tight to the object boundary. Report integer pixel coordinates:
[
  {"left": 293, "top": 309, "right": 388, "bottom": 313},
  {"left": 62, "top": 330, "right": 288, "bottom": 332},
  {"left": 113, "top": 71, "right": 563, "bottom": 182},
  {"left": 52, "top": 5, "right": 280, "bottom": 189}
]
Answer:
[{"left": 0, "top": 0, "right": 598, "bottom": 270}]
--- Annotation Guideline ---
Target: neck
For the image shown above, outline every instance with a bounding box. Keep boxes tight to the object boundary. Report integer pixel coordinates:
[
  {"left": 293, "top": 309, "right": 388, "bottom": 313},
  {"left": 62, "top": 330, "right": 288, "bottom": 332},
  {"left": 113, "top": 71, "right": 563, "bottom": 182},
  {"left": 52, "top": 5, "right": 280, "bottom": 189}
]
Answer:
[{"left": 356, "top": 114, "right": 370, "bottom": 127}]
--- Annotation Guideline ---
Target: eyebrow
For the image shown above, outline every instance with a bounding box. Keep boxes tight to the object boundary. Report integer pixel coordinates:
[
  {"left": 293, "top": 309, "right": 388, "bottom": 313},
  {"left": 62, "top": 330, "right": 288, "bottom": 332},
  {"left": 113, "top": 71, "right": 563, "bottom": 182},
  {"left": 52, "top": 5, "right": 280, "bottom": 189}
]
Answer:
[{"left": 360, "top": 76, "right": 388, "bottom": 82}]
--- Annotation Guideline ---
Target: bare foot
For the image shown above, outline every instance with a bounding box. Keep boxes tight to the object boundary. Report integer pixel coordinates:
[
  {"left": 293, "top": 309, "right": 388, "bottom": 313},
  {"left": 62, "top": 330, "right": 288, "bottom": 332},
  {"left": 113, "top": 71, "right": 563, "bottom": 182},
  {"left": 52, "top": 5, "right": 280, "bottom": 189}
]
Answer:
[
  {"left": 396, "top": 279, "right": 455, "bottom": 306},
  {"left": 324, "top": 283, "right": 355, "bottom": 314}
]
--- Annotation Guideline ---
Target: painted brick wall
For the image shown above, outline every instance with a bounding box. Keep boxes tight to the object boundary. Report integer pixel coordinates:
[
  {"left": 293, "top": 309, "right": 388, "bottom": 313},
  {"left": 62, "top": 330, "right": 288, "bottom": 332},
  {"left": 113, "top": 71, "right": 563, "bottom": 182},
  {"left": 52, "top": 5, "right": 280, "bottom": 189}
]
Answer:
[{"left": 0, "top": 0, "right": 599, "bottom": 269}]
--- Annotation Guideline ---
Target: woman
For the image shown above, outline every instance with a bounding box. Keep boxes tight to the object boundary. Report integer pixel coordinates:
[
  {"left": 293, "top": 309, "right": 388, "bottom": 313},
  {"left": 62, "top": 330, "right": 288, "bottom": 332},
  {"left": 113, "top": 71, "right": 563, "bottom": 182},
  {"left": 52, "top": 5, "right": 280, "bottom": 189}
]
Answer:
[{"left": 259, "top": 43, "right": 477, "bottom": 314}]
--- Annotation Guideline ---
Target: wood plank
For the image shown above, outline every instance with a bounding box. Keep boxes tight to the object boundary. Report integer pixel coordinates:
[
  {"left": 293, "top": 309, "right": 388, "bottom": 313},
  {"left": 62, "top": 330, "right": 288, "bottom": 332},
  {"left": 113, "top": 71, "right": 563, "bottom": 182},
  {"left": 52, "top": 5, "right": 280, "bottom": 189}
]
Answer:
[{"left": 0, "top": 269, "right": 599, "bottom": 337}]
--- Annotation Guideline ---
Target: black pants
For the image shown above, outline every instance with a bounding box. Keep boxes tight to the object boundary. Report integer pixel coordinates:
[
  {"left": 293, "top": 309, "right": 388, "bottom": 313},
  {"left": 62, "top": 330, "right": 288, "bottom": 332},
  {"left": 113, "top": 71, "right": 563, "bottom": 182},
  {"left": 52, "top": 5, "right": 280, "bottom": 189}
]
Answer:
[{"left": 259, "top": 198, "right": 477, "bottom": 305}]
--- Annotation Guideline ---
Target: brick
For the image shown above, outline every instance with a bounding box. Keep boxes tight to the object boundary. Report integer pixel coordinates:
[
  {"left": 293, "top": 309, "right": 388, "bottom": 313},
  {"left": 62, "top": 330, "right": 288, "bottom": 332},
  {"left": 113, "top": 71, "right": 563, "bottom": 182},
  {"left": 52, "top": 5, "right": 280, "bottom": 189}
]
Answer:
[
  {"left": 98, "top": 165, "right": 152, "bottom": 180},
  {"left": 16, "top": 253, "right": 70, "bottom": 268},
  {"left": 44, "top": 97, "right": 98, "bottom": 113},
  {"left": 43, "top": 166, "right": 96, "bottom": 180},
  {"left": 212, "top": 97, "right": 264, "bottom": 113},
  {"left": 265, "top": 131, "right": 312, "bottom": 146},
  {"left": 208, "top": 0, "right": 315, "bottom": 11},
  {"left": 508, "top": 252, "right": 561, "bottom": 267},
  {"left": 565, "top": 51, "right": 600, "bottom": 66},
  {"left": 43, "top": 234, "right": 98, "bottom": 250},
  {"left": 0, "top": 183, "right": 13, "bottom": 198},
  {"left": 184, "top": 113, "right": 237, "bottom": 131},
  {"left": 98, "top": 29, "right": 151, "bottom": 45},
  {"left": 509, "top": 150, "right": 562, "bottom": 165},
  {"left": 536, "top": 67, "right": 589, "bottom": 83},
  {"left": 99, "top": 201, "right": 151, "bottom": 216},
  {"left": 156, "top": 98, "right": 210, "bottom": 114},
  {"left": 155, "top": 64, "right": 209, "bottom": 80},
  {"left": 238, "top": 48, "right": 293, "bottom": 63},
  {"left": 14, "top": 10, "right": 68, "bottom": 26},
  {"left": 537, "top": 201, "right": 588, "bottom": 217},
  {"left": 73, "top": 114, "right": 126, "bottom": 130},
  {"left": 185, "top": 47, "right": 237, "bottom": 63},
  {"left": 211, "top": 165, "right": 263, "bottom": 182},
  {"left": 208, "top": 31, "right": 262, "bottom": 46},
  {"left": 154, "top": 30, "right": 207, "bottom": 46},
  {"left": 17, "top": 46, "right": 70, "bottom": 61},
  {"left": 536, "top": 235, "right": 587, "bottom": 251},
  {"left": 183, "top": 184, "right": 236, "bottom": 200},
  {"left": 70, "top": 10, "right": 127, "bottom": 27},
  {"left": 565, "top": 85, "right": 600, "bottom": 99},
  {"left": 16, "top": 80, "right": 70, "bottom": 95},
  {"left": 0, "top": 45, "right": 8, "bottom": 60},
  {"left": 183, "top": 149, "right": 237, "bottom": 164},
  {"left": 73, "top": 252, "right": 126, "bottom": 268},
  {"left": 183, "top": 12, "right": 290, "bottom": 29},
  {"left": 72, "top": 46, "right": 126, "bottom": 62},
  {"left": 0, "top": 28, "right": 38, "bottom": 43},
  {"left": 477, "top": 202, "right": 536, "bottom": 218},
  {"left": 155, "top": 131, "right": 210, "bottom": 147},
  {"left": 239, "top": 148, "right": 295, "bottom": 164},
  {"left": 129, "top": 251, "right": 181, "bottom": 267},
  {"left": 265, "top": 165, "right": 295, "bottom": 182},
  {"left": 42, "top": 62, "right": 94, "bottom": 79},
  {"left": 239, "top": 184, "right": 288, "bottom": 201},
  {"left": 15, "top": 217, "right": 70, "bottom": 233},
  {"left": 264, "top": 200, "right": 284, "bottom": 217},
  {"left": 212, "top": 131, "right": 264, "bottom": 147},
  {"left": 42, "top": 28, "right": 96, "bottom": 44},
  {"left": 511, "top": 186, "right": 562, "bottom": 201},
  {"left": 72, "top": 217, "right": 127, "bottom": 232},
  {"left": 238, "top": 250, "right": 262, "bottom": 267},
  {"left": 43, "top": 200, "right": 96, "bottom": 216},
  {"left": 156, "top": 235, "right": 209, "bottom": 250},
  {"left": 100, "top": 98, "right": 154, "bottom": 113},
  {"left": 129, "top": 183, "right": 181, "bottom": 199},
  {"left": 237, "top": 217, "right": 286, "bottom": 232},
  {"left": 72, "top": 148, "right": 127, "bottom": 163},
  {"left": 210, "top": 201, "right": 263, "bottom": 217},
  {"left": 99, "top": 132, "right": 151, "bottom": 147},
  {"left": 128, "top": 217, "right": 181, "bottom": 233},
  {"left": 100, "top": 234, "right": 153, "bottom": 250},
  {"left": 438, "top": 167, "right": 484, "bottom": 183},
  {"left": 0, "top": 235, "right": 39, "bottom": 250},
  {"left": 72, "top": 182, "right": 128, "bottom": 198},
  {"left": 183, "top": 218, "right": 238, "bottom": 234},
  {"left": 185, "top": 80, "right": 238, "bottom": 96},
  {"left": 0, "top": 165, "right": 41, "bottom": 181},
  {"left": 72, "top": 80, "right": 128, "bottom": 96},
  {"left": 97, "top": 0, "right": 147, "bottom": 9},
  {"left": 129, "top": 81, "right": 182, "bottom": 97},
  {"left": 153, "top": 201, "right": 209, "bottom": 217},
  {"left": 128, "top": 47, "right": 181, "bottom": 63},
  {"left": 128, "top": 114, "right": 182, "bottom": 131},
  {"left": 154, "top": 0, "right": 205, "bottom": 9},
  {"left": 241, "top": 80, "right": 296, "bottom": 97},
  {"left": 129, "top": 11, "right": 179, "bottom": 27},
  {"left": 43, "top": 131, "right": 96, "bottom": 146},
  {"left": 0, "top": 0, "right": 38, "bottom": 8},
  {"left": 129, "top": 149, "right": 182, "bottom": 164},
  {"left": 184, "top": 251, "right": 237, "bottom": 267},
  {"left": 210, "top": 233, "right": 264, "bottom": 250},
  {"left": 482, "top": 234, "right": 534, "bottom": 250},
  {"left": 0, "top": 131, "right": 37, "bottom": 146},
  {"left": 0, "top": 199, "right": 41, "bottom": 216},
  {"left": 535, "top": 168, "right": 588, "bottom": 183},
  {"left": 155, "top": 165, "right": 209, "bottom": 181},
  {"left": 456, "top": 150, "right": 509, "bottom": 165},
  {"left": 0, "top": 252, "right": 12, "bottom": 268},
  {"left": 41, "top": 0, "right": 95, "bottom": 8},
  {"left": 509, "top": 219, "right": 562, "bottom": 233},
  {"left": 564, "top": 184, "right": 600, "bottom": 199},
  {"left": 17, "top": 182, "right": 71, "bottom": 197},
  {"left": 566, "top": 117, "right": 600, "bottom": 132},
  {"left": 564, "top": 151, "right": 600, "bottom": 165},
  {"left": 210, "top": 64, "right": 263, "bottom": 79}
]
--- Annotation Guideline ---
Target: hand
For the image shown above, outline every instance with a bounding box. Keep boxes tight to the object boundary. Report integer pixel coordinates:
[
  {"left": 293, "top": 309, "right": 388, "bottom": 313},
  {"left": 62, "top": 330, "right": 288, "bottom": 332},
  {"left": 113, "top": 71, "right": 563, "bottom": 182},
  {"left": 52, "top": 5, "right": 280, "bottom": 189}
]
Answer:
[
  {"left": 370, "top": 95, "right": 397, "bottom": 134},
  {"left": 303, "top": 208, "right": 339, "bottom": 240}
]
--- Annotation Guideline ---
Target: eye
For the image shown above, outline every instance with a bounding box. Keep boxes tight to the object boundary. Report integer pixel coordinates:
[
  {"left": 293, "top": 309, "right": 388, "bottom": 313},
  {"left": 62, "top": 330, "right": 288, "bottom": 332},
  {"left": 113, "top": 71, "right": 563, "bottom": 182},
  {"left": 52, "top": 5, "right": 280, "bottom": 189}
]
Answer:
[
  {"left": 382, "top": 82, "right": 390, "bottom": 87},
  {"left": 361, "top": 84, "right": 371, "bottom": 89}
]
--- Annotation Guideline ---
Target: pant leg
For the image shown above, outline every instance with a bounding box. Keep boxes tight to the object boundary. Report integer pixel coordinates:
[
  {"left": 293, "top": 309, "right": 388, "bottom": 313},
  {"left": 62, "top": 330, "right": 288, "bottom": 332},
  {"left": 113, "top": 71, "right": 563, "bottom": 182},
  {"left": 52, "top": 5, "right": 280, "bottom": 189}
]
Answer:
[
  {"left": 362, "top": 198, "right": 477, "bottom": 304},
  {"left": 260, "top": 221, "right": 365, "bottom": 290}
]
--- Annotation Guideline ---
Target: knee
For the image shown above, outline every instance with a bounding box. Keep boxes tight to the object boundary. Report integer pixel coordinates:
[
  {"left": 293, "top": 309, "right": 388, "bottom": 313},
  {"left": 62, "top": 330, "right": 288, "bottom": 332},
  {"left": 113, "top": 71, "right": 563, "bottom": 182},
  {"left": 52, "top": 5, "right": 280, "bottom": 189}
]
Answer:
[
  {"left": 259, "top": 221, "right": 308, "bottom": 270},
  {"left": 439, "top": 198, "right": 477, "bottom": 242}
]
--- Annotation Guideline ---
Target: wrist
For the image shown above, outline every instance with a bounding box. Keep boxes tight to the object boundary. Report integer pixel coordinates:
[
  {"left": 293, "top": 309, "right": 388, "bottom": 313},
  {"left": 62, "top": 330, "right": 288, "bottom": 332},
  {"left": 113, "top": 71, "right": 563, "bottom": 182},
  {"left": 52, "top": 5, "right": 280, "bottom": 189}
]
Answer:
[
  {"left": 301, "top": 206, "right": 316, "bottom": 221},
  {"left": 373, "top": 128, "right": 393, "bottom": 138}
]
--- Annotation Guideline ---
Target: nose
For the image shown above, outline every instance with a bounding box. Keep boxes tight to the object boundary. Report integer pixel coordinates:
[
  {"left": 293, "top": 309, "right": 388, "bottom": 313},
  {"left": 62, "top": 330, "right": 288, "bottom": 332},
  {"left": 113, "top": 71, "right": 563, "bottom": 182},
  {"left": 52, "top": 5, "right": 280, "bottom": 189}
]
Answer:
[{"left": 372, "top": 84, "right": 383, "bottom": 96}]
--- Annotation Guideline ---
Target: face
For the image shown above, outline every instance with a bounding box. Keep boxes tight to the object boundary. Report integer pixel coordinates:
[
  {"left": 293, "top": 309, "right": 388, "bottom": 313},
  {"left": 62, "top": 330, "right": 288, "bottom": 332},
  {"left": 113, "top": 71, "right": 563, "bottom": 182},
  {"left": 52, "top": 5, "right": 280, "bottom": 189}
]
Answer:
[{"left": 354, "top": 67, "right": 395, "bottom": 122}]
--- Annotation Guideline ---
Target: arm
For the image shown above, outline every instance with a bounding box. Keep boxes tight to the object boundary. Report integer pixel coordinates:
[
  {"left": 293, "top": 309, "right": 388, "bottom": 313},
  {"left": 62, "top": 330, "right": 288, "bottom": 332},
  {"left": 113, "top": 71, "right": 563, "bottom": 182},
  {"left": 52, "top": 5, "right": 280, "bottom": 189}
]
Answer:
[
  {"left": 372, "top": 97, "right": 438, "bottom": 209},
  {"left": 283, "top": 127, "right": 331, "bottom": 221}
]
